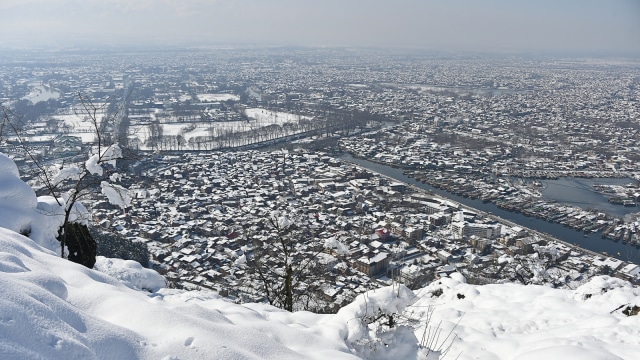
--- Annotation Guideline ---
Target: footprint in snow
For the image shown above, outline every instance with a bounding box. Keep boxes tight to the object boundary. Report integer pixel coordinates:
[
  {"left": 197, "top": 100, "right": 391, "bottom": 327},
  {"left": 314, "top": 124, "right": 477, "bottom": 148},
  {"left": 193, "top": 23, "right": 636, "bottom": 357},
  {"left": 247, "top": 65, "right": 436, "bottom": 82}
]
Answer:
[{"left": 184, "top": 337, "right": 194, "bottom": 347}]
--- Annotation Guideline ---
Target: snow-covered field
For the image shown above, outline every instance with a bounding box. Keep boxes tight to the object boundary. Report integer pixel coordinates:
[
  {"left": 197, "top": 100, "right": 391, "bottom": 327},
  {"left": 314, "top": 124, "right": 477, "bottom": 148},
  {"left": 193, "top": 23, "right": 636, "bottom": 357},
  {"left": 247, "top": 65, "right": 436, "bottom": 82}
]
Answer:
[
  {"left": 53, "top": 110, "right": 107, "bottom": 132},
  {"left": 2, "top": 151, "right": 640, "bottom": 360},
  {"left": 196, "top": 94, "right": 240, "bottom": 102},
  {"left": 244, "top": 108, "right": 310, "bottom": 124},
  {"left": 16, "top": 105, "right": 313, "bottom": 150},
  {"left": 127, "top": 108, "right": 314, "bottom": 150},
  {"left": 49, "top": 111, "right": 107, "bottom": 143},
  {"left": 178, "top": 94, "right": 193, "bottom": 102}
]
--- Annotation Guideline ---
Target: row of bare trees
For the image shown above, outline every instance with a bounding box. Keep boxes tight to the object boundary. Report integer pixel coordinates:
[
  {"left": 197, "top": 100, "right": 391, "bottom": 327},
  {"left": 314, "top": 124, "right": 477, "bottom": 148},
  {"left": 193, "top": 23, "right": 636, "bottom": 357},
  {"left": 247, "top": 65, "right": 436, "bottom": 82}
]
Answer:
[{"left": 147, "top": 107, "right": 376, "bottom": 151}]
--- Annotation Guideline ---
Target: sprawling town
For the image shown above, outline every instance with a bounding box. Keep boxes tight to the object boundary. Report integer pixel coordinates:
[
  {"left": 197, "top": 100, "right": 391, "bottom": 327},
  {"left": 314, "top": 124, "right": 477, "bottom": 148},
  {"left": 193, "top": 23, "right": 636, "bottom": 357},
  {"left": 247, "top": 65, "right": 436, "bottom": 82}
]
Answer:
[{"left": 2, "top": 47, "right": 640, "bottom": 312}]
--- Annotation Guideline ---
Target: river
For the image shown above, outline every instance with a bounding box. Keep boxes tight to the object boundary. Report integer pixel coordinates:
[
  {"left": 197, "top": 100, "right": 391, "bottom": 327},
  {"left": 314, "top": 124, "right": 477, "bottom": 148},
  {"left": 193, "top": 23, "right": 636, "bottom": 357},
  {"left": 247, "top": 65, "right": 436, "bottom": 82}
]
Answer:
[
  {"left": 341, "top": 154, "right": 640, "bottom": 264},
  {"left": 540, "top": 177, "right": 638, "bottom": 218}
]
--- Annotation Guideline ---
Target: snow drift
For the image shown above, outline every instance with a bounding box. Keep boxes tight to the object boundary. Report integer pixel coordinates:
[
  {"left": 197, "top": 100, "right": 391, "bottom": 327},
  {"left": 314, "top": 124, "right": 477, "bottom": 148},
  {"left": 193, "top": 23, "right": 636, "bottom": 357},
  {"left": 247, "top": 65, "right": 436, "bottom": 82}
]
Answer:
[{"left": 0, "top": 227, "right": 361, "bottom": 359}]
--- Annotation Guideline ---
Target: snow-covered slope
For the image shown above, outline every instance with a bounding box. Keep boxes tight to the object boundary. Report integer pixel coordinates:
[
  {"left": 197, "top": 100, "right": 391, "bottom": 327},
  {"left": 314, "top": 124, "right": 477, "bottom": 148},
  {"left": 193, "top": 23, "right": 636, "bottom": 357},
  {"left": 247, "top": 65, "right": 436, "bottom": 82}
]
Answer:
[
  {"left": 1, "top": 152, "right": 640, "bottom": 359},
  {"left": 408, "top": 274, "right": 640, "bottom": 360},
  {"left": 0, "top": 227, "right": 361, "bottom": 359}
]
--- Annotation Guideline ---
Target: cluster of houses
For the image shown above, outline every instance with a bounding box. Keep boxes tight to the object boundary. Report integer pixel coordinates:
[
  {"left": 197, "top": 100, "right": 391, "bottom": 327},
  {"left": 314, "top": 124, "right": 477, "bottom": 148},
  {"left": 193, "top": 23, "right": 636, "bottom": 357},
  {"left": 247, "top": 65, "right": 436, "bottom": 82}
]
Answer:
[
  {"left": 4, "top": 48, "right": 640, "bottom": 310},
  {"left": 90, "top": 149, "right": 639, "bottom": 311},
  {"left": 339, "top": 119, "right": 640, "bottom": 240}
]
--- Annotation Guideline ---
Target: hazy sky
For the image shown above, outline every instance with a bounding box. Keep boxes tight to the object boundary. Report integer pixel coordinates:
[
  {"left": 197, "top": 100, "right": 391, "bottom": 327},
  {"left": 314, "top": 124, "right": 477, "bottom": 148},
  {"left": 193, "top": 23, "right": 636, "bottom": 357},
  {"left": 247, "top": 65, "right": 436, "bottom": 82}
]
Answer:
[{"left": 1, "top": 0, "right": 638, "bottom": 54}]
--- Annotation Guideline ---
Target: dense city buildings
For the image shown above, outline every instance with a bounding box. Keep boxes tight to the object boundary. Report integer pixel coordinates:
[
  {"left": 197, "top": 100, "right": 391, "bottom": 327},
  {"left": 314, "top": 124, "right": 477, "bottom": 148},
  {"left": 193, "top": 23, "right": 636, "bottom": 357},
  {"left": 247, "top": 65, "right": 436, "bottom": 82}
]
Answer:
[{"left": 2, "top": 47, "right": 640, "bottom": 310}]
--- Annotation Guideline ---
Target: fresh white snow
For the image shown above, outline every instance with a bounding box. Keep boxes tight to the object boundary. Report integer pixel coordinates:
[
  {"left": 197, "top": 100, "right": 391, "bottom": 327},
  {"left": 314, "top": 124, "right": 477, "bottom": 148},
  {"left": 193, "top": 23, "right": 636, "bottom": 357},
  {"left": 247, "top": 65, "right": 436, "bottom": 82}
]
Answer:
[
  {"left": 101, "top": 181, "right": 132, "bottom": 211},
  {"left": 1, "top": 152, "right": 640, "bottom": 359},
  {"left": 408, "top": 275, "right": 640, "bottom": 360},
  {"left": 196, "top": 94, "right": 240, "bottom": 102},
  {"left": 244, "top": 108, "right": 309, "bottom": 125}
]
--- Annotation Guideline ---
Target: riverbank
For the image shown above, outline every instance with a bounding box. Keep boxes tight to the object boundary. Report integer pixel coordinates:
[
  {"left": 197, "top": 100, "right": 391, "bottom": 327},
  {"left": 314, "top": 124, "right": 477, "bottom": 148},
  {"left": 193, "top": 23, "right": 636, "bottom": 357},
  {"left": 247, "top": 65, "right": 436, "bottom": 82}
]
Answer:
[{"left": 341, "top": 153, "right": 640, "bottom": 264}]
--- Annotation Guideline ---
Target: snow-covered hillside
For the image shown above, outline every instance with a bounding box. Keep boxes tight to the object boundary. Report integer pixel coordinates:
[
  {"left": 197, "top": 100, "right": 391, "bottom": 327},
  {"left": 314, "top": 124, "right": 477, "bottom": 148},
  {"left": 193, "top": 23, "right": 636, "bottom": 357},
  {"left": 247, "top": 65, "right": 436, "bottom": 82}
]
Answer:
[
  {"left": 1, "top": 151, "right": 640, "bottom": 359},
  {"left": 0, "top": 226, "right": 364, "bottom": 359},
  {"left": 410, "top": 274, "right": 640, "bottom": 359}
]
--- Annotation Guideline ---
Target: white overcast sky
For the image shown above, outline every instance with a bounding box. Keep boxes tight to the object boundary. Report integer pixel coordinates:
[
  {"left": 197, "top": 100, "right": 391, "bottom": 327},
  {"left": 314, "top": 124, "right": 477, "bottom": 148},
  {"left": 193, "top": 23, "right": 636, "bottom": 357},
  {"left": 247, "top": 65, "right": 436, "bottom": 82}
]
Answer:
[{"left": 0, "top": 0, "right": 638, "bottom": 54}]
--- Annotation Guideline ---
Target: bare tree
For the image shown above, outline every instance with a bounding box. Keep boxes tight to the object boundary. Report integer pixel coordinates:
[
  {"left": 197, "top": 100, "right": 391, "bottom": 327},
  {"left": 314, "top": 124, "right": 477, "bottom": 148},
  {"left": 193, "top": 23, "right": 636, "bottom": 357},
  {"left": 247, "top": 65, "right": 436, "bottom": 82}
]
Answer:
[
  {"left": 1, "top": 93, "right": 132, "bottom": 267},
  {"left": 244, "top": 211, "right": 328, "bottom": 312}
]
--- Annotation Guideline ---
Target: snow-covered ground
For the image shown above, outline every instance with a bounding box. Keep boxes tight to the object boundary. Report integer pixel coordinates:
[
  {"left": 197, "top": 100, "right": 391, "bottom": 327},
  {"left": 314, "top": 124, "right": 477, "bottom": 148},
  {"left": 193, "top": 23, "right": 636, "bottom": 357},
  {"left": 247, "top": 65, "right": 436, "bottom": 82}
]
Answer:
[
  {"left": 0, "top": 226, "right": 364, "bottom": 359},
  {"left": 196, "top": 94, "right": 240, "bottom": 102},
  {"left": 53, "top": 110, "right": 107, "bottom": 132},
  {"left": 1, "top": 151, "right": 640, "bottom": 359},
  {"left": 132, "top": 108, "right": 313, "bottom": 150},
  {"left": 409, "top": 274, "right": 640, "bottom": 360},
  {"left": 48, "top": 111, "right": 108, "bottom": 143},
  {"left": 158, "top": 123, "right": 211, "bottom": 138},
  {"left": 244, "top": 108, "right": 310, "bottom": 125},
  {"left": 14, "top": 105, "right": 313, "bottom": 151}
]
